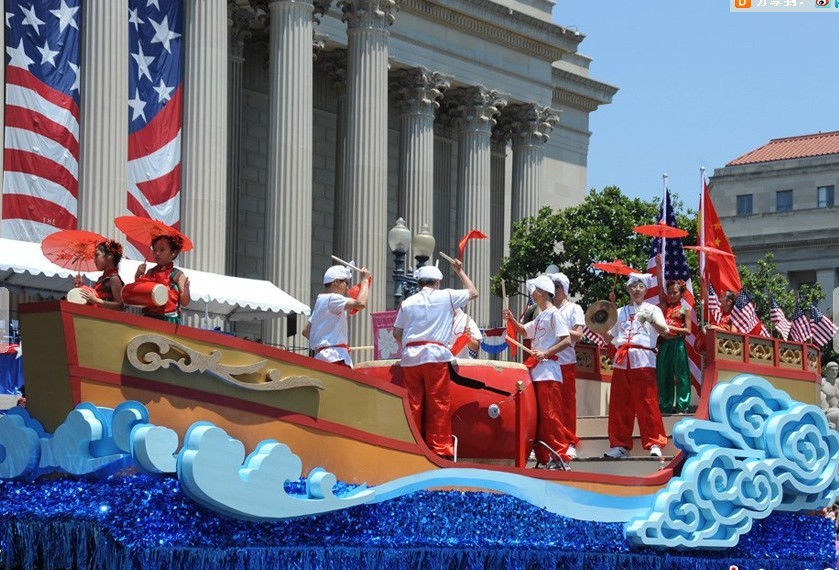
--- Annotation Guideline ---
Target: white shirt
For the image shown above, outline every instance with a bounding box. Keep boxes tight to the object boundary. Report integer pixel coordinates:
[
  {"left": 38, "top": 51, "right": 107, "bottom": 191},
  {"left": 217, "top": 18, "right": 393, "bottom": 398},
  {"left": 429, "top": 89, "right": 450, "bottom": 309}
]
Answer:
[
  {"left": 523, "top": 305, "right": 569, "bottom": 382},
  {"left": 308, "top": 293, "right": 352, "bottom": 367},
  {"left": 609, "top": 302, "right": 667, "bottom": 370},
  {"left": 555, "top": 301, "right": 585, "bottom": 365},
  {"left": 449, "top": 309, "right": 483, "bottom": 359},
  {"left": 394, "top": 288, "right": 472, "bottom": 367}
]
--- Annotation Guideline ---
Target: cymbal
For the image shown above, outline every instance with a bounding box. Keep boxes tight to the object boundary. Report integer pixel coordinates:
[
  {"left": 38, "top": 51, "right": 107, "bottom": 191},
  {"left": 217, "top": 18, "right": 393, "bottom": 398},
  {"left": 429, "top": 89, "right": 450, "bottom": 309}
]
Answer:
[{"left": 585, "top": 300, "right": 617, "bottom": 333}]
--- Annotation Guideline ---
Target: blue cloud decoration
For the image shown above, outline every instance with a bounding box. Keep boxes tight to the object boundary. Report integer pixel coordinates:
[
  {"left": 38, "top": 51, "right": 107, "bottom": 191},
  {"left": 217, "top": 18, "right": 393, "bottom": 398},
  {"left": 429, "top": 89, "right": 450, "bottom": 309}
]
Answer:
[
  {"left": 1, "top": 374, "right": 837, "bottom": 549},
  {"left": 625, "top": 374, "right": 839, "bottom": 548}
]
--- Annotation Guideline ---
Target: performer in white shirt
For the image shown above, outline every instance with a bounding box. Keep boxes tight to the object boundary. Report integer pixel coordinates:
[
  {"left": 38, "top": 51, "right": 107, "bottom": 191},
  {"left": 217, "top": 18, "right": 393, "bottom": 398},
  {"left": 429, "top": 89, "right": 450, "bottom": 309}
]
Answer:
[
  {"left": 449, "top": 308, "right": 482, "bottom": 358},
  {"left": 393, "top": 259, "right": 478, "bottom": 459},
  {"left": 602, "top": 273, "right": 670, "bottom": 459},
  {"left": 303, "top": 264, "right": 371, "bottom": 368},
  {"left": 504, "top": 275, "right": 575, "bottom": 467},
  {"left": 548, "top": 272, "right": 585, "bottom": 459}
]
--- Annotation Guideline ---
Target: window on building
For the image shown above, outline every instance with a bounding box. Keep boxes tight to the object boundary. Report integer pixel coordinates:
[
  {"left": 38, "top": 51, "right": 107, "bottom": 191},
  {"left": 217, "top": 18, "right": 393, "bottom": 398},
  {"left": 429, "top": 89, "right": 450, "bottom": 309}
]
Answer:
[
  {"left": 817, "top": 185, "right": 835, "bottom": 208},
  {"left": 788, "top": 270, "right": 817, "bottom": 291},
  {"left": 776, "top": 189, "right": 793, "bottom": 212},
  {"left": 736, "top": 194, "right": 753, "bottom": 216}
]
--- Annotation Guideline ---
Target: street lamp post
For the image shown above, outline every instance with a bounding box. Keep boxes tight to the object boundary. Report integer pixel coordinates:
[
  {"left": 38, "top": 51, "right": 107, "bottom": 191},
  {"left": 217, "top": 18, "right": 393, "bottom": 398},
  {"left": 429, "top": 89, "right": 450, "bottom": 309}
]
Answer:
[{"left": 387, "top": 218, "right": 437, "bottom": 310}]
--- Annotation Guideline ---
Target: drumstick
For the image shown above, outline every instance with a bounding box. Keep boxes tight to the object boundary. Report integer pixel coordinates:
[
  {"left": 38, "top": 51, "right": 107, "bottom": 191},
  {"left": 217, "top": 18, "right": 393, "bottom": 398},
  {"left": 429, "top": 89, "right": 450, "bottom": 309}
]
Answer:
[
  {"left": 349, "top": 346, "right": 374, "bottom": 351},
  {"left": 505, "top": 336, "right": 534, "bottom": 355},
  {"left": 438, "top": 251, "right": 457, "bottom": 264},
  {"left": 330, "top": 255, "right": 363, "bottom": 274}
]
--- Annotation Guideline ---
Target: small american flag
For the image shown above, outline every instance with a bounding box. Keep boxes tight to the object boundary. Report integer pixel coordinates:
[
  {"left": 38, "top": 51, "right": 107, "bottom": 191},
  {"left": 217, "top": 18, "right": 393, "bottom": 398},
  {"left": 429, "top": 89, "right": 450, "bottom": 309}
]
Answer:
[
  {"left": 730, "top": 289, "right": 761, "bottom": 335},
  {"left": 2, "top": 0, "right": 81, "bottom": 241},
  {"left": 809, "top": 304, "right": 838, "bottom": 347},
  {"left": 769, "top": 295, "right": 791, "bottom": 340},
  {"left": 707, "top": 281, "right": 722, "bottom": 325},
  {"left": 790, "top": 302, "right": 812, "bottom": 344},
  {"left": 583, "top": 326, "right": 607, "bottom": 347},
  {"left": 126, "top": 0, "right": 183, "bottom": 259}
]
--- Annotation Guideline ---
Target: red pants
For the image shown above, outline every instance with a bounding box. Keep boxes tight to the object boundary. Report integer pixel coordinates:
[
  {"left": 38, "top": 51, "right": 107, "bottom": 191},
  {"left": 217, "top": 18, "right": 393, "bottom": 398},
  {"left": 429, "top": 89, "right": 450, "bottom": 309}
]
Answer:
[
  {"left": 533, "top": 381, "right": 576, "bottom": 464},
  {"left": 559, "top": 363, "right": 579, "bottom": 444},
  {"left": 402, "top": 362, "right": 454, "bottom": 457},
  {"left": 607, "top": 366, "right": 667, "bottom": 450}
]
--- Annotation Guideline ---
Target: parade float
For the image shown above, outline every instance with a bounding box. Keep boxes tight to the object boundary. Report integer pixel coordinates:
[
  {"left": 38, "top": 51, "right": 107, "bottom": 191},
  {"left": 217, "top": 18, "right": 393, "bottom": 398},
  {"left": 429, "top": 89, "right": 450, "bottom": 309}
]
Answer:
[{"left": 1, "top": 299, "right": 837, "bottom": 568}]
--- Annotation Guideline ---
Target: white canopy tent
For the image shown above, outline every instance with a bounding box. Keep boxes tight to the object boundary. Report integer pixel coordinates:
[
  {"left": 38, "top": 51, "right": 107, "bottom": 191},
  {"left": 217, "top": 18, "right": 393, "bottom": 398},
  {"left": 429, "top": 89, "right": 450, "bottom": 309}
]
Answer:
[{"left": 0, "top": 238, "right": 309, "bottom": 321}]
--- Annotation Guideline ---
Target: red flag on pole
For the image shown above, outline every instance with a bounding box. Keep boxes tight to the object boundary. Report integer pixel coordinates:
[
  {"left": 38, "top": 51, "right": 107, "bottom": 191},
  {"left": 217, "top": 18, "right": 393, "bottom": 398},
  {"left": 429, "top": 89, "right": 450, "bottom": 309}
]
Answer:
[
  {"left": 700, "top": 182, "right": 741, "bottom": 295},
  {"left": 457, "top": 229, "right": 488, "bottom": 261}
]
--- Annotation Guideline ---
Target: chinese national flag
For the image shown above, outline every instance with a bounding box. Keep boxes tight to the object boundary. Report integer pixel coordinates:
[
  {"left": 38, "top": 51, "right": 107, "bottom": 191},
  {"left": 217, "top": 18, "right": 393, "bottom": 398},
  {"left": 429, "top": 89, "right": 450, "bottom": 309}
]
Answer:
[{"left": 701, "top": 182, "right": 740, "bottom": 294}]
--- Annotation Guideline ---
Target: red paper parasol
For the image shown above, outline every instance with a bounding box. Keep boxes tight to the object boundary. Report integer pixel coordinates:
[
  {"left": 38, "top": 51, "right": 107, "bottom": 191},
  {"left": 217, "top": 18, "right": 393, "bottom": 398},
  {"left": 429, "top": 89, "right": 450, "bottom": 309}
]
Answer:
[
  {"left": 592, "top": 259, "right": 639, "bottom": 277},
  {"left": 114, "top": 216, "right": 194, "bottom": 261},
  {"left": 41, "top": 229, "right": 108, "bottom": 273},
  {"left": 633, "top": 221, "right": 688, "bottom": 239},
  {"left": 683, "top": 244, "right": 735, "bottom": 258}
]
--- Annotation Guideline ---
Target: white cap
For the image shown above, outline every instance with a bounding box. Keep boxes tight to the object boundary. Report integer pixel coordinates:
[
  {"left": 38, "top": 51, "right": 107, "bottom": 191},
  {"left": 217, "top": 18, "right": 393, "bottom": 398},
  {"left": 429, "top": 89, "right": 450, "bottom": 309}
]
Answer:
[
  {"left": 526, "top": 275, "right": 555, "bottom": 296},
  {"left": 627, "top": 273, "right": 653, "bottom": 288},
  {"left": 548, "top": 272, "right": 570, "bottom": 295},
  {"left": 323, "top": 265, "right": 352, "bottom": 284},
  {"left": 415, "top": 265, "right": 443, "bottom": 282}
]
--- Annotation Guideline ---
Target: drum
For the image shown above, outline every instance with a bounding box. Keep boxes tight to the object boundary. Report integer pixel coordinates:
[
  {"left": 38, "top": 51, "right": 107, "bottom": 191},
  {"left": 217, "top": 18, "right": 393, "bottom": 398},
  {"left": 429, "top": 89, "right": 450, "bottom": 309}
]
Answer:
[
  {"left": 67, "top": 286, "right": 94, "bottom": 305},
  {"left": 122, "top": 281, "right": 168, "bottom": 307}
]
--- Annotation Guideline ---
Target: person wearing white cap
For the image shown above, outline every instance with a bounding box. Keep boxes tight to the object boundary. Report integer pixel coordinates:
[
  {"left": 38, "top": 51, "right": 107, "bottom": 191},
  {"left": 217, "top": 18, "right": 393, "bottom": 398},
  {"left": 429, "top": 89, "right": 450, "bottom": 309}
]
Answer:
[
  {"left": 303, "top": 264, "right": 372, "bottom": 368},
  {"left": 547, "top": 272, "right": 585, "bottom": 459},
  {"left": 503, "top": 274, "right": 576, "bottom": 467},
  {"left": 393, "top": 257, "right": 478, "bottom": 459},
  {"left": 602, "top": 273, "right": 669, "bottom": 459}
]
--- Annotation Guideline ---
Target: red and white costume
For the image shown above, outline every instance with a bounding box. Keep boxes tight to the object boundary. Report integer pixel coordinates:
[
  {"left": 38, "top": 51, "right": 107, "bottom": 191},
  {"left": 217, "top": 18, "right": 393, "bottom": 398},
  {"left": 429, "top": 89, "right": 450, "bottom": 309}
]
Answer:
[
  {"left": 521, "top": 276, "right": 576, "bottom": 465},
  {"left": 308, "top": 293, "right": 353, "bottom": 367},
  {"left": 449, "top": 309, "right": 482, "bottom": 359},
  {"left": 554, "top": 299, "right": 584, "bottom": 442},
  {"left": 395, "top": 286, "right": 471, "bottom": 457},
  {"left": 608, "top": 301, "right": 668, "bottom": 451}
]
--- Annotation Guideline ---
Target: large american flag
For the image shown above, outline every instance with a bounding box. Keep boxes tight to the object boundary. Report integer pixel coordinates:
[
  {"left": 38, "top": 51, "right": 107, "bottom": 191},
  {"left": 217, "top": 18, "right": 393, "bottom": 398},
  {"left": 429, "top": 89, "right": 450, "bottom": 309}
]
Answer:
[
  {"left": 2, "top": 0, "right": 81, "bottom": 241},
  {"left": 810, "top": 304, "right": 838, "bottom": 348},
  {"left": 769, "top": 295, "right": 791, "bottom": 341},
  {"left": 790, "top": 302, "right": 812, "bottom": 344},
  {"left": 126, "top": 0, "right": 183, "bottom": 258},
  {"left": 645, "top": 188, "right": 702, "bottom": 388}
]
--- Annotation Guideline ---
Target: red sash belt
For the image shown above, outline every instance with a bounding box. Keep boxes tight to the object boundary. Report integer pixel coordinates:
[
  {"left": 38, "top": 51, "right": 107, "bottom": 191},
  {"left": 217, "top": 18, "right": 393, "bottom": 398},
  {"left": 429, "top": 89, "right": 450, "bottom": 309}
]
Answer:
[
  {"left": 316, "top": 343, "right": 350, "bottom": 353},
  {"left": 524, "top": 354, "right": 558, "bottom": 369},
  {"left": 406, "top": 341, "right": 447, "bottom": 348},
  {"left": 614, "top": 343, "right": 656, "bottom": 366}
]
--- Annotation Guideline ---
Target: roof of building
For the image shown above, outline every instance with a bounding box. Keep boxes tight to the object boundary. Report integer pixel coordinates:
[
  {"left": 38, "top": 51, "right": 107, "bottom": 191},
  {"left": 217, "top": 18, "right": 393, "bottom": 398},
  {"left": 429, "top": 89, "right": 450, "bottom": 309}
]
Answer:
[{"left": 727, "top": 130, "right": 839, "bottom": 166}]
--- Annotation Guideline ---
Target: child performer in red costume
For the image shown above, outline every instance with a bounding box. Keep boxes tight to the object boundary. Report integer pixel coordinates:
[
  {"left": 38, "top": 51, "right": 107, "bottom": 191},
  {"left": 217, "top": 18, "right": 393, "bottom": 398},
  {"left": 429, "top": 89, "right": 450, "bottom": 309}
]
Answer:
[
  {"left": 504, "top": 275, "right": 575, "bottom": 467},
  {"left": 134, "top": 235, "right": 191, "bottom": 323},
  {"left": 655, "top": 255, "right": 692, "bottom": 414},
  {"left": 76, "top": 240, "right": 125, "bottom": 311}
]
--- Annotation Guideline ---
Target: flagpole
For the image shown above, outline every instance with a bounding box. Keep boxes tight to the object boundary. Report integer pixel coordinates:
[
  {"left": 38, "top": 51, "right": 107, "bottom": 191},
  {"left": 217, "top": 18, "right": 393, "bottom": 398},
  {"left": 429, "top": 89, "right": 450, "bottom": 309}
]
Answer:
[
  {"left": 660, "top": 173, "right": 668, "bottom": 260},
  {"left": 699, "top": 167, "right": 708, "bottom": 326}
]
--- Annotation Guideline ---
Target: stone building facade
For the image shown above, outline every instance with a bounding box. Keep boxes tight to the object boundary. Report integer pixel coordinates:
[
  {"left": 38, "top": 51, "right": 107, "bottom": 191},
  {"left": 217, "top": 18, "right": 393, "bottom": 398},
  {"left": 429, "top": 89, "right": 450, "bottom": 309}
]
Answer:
[
  {"left": 1, "top": 0, "right": 617, "bottom": 349},
  {"left": 710, "top": 131, "right": 839, "bottom": 311}
]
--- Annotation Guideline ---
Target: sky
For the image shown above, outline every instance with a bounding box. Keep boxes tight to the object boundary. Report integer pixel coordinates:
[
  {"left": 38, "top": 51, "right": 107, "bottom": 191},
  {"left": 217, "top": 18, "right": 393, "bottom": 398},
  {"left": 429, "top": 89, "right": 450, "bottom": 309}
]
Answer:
[{"left": 551, "top": 1, "right": 839, "bottom": 207}]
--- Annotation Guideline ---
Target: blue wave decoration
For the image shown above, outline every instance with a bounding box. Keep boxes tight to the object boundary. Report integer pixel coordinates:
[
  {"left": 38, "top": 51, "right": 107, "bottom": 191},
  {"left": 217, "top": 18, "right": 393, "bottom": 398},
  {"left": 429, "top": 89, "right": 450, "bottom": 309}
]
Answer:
[
  {"left": 625, "top": 374, "right": 839, "bottom": 548},
  {"left": 1, "top": 374, "right": 838, "bottom": 549}
]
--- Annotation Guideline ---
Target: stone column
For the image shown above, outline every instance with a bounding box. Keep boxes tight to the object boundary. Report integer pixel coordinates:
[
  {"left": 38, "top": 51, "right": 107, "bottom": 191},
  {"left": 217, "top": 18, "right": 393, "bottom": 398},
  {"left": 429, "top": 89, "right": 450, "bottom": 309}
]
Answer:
[
  {"left": 78, "top": 0, "right": 128, "bottom": 236},
  {"left": 448, "top": 86, "right": 506, "bottom": 327},
  {"left": 337, "top": 0, "right": 396, "bottom": 346},
  {"left": 181, "top": 0, "right": 228, "bottom": 273},
  {"left": 489, "top": 132, "right": 508, "bottom": 328},
  {"left": 226, "top": 7, "right": 253, "bottom": 276},
  {"left": 504, "top": 104, "right": 559, "bottom": 224},
  {"left": 390, "top": 68, "right": 449, "bottom": 242},
  {"left": 318, "top": 50, "right": 348, "bottom": 255},
  {"left": 263, "top": 0, "right": 315, "bottom": 347}
]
